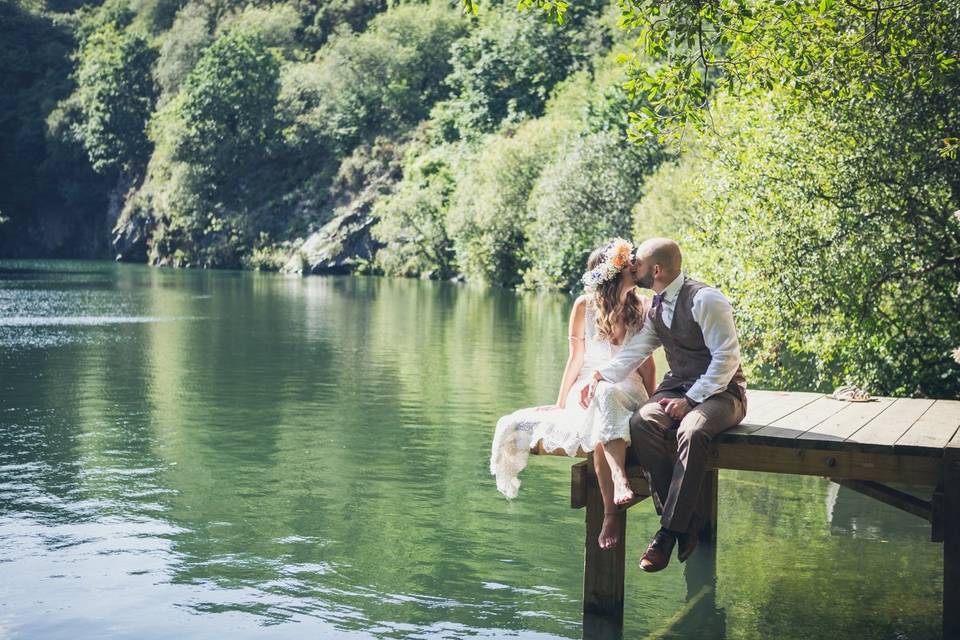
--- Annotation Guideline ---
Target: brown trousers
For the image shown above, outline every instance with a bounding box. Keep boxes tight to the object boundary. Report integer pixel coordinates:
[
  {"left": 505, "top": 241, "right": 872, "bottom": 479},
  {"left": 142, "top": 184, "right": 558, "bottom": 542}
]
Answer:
[{"left": 628, "top": 388, "right": 746, "bottom": 533}]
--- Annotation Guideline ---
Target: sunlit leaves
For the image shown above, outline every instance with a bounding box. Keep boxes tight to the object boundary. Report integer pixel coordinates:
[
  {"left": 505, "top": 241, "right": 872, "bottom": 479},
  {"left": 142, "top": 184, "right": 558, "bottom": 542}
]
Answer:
[
  {"left": 639, "top": 90, "right": 960, "bottom": 396},
  {"left": 71, "top": 22, "right": 157, "bottom": 174},
  {"left": 463, "top": 0, "right": 569, "bottom": 24},
  {"left": 603, "top": 0, "right": 960, "bottom": 145}
]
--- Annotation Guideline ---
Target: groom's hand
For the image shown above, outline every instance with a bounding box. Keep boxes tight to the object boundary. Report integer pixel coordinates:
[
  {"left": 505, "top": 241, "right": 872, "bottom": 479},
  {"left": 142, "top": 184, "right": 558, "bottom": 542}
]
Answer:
[
  {"left": 658, "top": 397, "right": 692, "bottom": 420},
  {"left": 579, "top": 372, "right": 603, "bottom": 408}
]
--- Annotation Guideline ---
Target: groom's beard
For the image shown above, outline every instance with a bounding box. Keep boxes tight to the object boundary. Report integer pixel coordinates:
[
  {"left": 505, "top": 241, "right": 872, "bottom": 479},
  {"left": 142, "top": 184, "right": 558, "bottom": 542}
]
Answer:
[{"left": 635, "top": 271, "right": 654, "bottom": 289}]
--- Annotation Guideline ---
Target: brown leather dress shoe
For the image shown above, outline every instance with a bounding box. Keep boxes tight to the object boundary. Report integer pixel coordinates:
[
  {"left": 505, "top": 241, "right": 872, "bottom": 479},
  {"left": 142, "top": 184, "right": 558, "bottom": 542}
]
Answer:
[{"left": 639, "top": 529, "right": 676, "bottom": 572}]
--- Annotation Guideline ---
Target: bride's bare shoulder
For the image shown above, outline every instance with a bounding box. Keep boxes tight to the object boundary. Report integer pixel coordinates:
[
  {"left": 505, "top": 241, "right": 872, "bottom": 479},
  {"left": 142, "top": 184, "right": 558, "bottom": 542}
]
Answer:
[{"left": 569, "top": 295, "right": 590, "bottom": 321}]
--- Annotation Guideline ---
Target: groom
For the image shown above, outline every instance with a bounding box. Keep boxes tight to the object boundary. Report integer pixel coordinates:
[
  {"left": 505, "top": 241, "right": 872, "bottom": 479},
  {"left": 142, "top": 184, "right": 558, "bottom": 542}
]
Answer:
[{"left": 580, "top": 237, "right": 747, "bottom": 571}]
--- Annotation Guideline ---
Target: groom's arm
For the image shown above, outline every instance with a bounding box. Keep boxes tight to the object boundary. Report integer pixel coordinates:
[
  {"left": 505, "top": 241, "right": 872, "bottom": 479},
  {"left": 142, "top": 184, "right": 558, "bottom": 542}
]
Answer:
[
  {"left": 595, "top": 318, "right": 661, "bottom": 384},
  {"left": 686, "top": 287, "right": 742, "bottom": 403}
]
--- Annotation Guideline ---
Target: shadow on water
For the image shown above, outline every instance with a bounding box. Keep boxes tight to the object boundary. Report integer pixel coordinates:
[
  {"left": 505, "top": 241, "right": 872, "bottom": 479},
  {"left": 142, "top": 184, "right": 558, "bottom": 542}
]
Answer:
[{"left": 582, "top": 546, "right": 725, "bottom": 640}]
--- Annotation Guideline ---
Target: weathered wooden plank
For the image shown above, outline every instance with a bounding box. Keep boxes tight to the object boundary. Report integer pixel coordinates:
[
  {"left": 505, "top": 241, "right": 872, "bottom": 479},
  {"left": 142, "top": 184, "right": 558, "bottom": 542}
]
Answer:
[
  {"left": 538, "top": 391, "right": 802, "bottom": 456},
  {"left": 741, "top": 391, "right": 823, "bottom": 427},
  {"left": 739, "top": 389, "right": 793, "bottom": 419},
  {"left": 721, "top": 390, "right": 788, "bottom": 437},
  {"left": 943, "top": 444, "right": 960, "bottom": 639},
  {"left": 895, "top": 400, "right": 960, "bottom": 455},
  {"left": 751, "top": 396, "right": 851, "bottom": 445},
  {"left": 571, "top": 460, "right": 588, "bottom": 509},
  {"left": 846, "top": 398, "right": 935, "bottom": 450},
  {"left": 708, "top": 442, "right": 941, "bottom": 486},
  {"left": 798, "top": 397, "right": 896, "bottom": 445},
  {"left": 933, "top": 490, "right": 944, "bottom": 543},
  {"left": 582, "top": 461, "right": 625, "bottom": 620},
  {"left": 573, "top": 461, "right": 650, "bottom": 510},
  {"left": 698, "top": 468, "right": 719, "bottom": 544},
  {"left": 743, "top": 389, "right": 793, "bottom": 408},
  {"left": 723, "top": 391, "right": 822, "bottom": 440}
]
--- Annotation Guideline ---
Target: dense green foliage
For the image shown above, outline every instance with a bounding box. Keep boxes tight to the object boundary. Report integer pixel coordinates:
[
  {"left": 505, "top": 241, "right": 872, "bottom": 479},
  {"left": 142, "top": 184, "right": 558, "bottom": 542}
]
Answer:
[
  {"left": 163, "top": 32, "right": 281, "bottom": 178},
  {"left": 1, "top": 0, "right": 957, "bottom": 396},
  {"left": 616, "top": 0, "right": 960, "bottom": 396},
  {"left": 371, "top": 51, "right": 662, "bottom": 286},
  {"left": 283, "top": 2, "right": 467, "bottom": 156},
  {"left": 435, "top": 1, "right": 606, "bottom": 138},
  {"left": 447, "top": 118, "right": 565, "bottom": 286},
  {"left": 70, "top": 21, "right": 157, "bottom": 174},
  {"left": 642, "top": 91, "right": 960, "bottom": 396},
  {"left": 614, "top": 0, "right": 960, "bottom": 141},
  {"left": 0, "top": 0, "right": 111, "bottom": 256},
  {"left": 523, "top": 130, "right": 659, "bottom": 290}
]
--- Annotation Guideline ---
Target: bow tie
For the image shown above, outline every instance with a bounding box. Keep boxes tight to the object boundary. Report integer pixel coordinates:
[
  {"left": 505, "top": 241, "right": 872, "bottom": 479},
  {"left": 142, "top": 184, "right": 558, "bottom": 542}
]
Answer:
[{"left": 652, "top": 292, "right": 667, "bottom": 308}]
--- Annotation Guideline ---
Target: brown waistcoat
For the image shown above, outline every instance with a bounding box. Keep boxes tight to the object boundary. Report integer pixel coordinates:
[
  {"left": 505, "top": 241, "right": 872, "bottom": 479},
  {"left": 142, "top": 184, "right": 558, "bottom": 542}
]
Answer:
[{"left": 651, "top": 277, "right": 747, "bottom": 401}]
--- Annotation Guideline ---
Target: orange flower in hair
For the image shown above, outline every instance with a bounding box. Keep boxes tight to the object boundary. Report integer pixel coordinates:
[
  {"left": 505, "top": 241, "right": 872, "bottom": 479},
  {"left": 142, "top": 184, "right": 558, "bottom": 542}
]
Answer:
[{"left": 581, "top": 238, "right": 634, "bottom": 292}]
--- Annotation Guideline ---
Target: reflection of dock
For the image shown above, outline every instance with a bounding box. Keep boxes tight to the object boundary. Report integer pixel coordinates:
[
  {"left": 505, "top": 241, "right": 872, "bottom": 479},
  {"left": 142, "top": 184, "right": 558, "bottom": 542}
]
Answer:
[
  {"left": 539, "top": 389, "right": 960, "bottom": 638},
  {"left": 580, "top": 514, "right": 724, "bottom": 640},
  {"left": 826, "top": 480, "right": 933, "bottom": 540}
]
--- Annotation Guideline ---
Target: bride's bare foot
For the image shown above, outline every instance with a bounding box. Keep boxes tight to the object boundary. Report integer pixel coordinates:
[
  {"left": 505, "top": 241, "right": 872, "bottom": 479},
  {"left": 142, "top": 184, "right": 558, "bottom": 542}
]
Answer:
[
  {"left": 598, "top": 512, "right": 622, "bottom": 550},
  {"left": 613, "top": 480, "right": 635, "bottom": 506}
]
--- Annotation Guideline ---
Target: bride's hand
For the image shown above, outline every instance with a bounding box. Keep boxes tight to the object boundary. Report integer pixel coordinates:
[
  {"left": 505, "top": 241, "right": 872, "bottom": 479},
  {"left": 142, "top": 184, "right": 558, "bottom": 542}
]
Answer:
[{"left": 579, "top": 378, "right": 599, "bottom": 409}]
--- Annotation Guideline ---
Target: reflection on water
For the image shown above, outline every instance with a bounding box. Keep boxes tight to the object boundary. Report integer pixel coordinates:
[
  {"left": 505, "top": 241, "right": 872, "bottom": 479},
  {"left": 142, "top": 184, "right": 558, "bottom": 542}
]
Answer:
[
  {"left": 0, "top": 316, "right": 198, "bottom": 326},
  {"left": 0, "top": 260, "right": 942, "bottom": 639}
]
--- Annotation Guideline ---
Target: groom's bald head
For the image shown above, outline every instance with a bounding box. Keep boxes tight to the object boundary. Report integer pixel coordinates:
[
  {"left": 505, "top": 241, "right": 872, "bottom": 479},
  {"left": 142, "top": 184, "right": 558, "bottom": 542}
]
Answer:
[{"left": 637, "top": 237, "right": 682, "bottom": 277}]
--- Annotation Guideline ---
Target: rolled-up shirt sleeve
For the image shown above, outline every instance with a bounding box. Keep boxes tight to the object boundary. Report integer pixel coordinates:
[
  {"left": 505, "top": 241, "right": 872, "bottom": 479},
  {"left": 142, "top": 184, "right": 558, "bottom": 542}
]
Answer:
[
  {"left": 597, "top": 318, "right": 661, "bottom": 383},
  {"left": 686, "top": 288, "right": 742, "bottom": 403}
]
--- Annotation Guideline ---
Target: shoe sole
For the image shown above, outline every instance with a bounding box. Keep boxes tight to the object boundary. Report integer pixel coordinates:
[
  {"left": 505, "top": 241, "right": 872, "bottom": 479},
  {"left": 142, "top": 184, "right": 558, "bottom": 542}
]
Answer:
[{"left": 639, "top": 559, "right": 669, "bottom": 572}]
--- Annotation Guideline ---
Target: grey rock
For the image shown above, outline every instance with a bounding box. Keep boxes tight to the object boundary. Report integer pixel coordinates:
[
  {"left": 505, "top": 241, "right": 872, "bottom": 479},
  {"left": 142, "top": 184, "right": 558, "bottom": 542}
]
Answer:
[
  {"left": 283, "top": 204, "right": 380, "bottom": 275},
  {"left": 282, "top": 159, "right": 397, "bottom": 275},
  {"left": 112, "top": 212, "right": 151, "bottom": 262},
  {"left": 110, "top": 173, "right": 151, "bottom": 262}
]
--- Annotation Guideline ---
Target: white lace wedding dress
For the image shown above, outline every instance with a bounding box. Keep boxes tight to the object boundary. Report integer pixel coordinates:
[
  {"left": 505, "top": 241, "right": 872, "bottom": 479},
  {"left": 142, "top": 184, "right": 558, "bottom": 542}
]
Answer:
[{"left": 490, "top": 305, "right": 650, "bottom": 499}]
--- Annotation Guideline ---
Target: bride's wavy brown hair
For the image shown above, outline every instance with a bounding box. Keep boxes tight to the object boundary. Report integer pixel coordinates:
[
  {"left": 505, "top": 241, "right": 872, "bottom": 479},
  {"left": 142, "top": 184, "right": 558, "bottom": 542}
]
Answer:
[{"left": 585, "top": 245, "right": 645, "bottom": 342}]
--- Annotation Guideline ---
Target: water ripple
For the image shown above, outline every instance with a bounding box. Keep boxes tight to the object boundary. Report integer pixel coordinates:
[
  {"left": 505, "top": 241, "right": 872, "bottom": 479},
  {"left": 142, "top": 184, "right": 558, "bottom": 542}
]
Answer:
[{"left": 0, "top": 316, "right": 201, "bottom": 327}]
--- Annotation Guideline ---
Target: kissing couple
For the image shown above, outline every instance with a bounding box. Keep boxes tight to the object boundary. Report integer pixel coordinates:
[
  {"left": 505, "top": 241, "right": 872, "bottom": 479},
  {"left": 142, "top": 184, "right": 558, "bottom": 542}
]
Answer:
[{"left": 490, "top": 237, "right": 747, "bottom": 572}]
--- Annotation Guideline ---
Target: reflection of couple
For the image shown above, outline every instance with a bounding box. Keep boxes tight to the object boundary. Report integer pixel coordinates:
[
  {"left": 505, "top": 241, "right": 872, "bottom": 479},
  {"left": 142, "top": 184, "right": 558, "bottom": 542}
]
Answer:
[{"left": 490, "top": 237, "right": 747, "bottom": 572}]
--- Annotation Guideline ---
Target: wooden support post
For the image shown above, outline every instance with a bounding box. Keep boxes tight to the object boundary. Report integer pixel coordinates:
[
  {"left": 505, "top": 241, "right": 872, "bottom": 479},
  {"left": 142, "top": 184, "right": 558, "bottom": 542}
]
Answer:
[
  {"left": 944, "top": 446, "right": 960, "bottom": 640},
  {"left": 932, "top": 488, "right": 943, "bottom": 543},
  {"left": 582, "top": 455, "right": 625, "bottom": 622},
  {"left": 571, "top": 460, "right": 588, "bottom": 509},
  {"left": 699, "top": 468, "right": 719, "bottom": 544}
]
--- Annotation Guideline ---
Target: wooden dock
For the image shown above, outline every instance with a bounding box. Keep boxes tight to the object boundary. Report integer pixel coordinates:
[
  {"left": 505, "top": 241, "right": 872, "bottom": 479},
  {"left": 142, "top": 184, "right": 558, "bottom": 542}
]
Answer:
[{"left": 545, "top": 389, "right": 960, "bottom": 638}]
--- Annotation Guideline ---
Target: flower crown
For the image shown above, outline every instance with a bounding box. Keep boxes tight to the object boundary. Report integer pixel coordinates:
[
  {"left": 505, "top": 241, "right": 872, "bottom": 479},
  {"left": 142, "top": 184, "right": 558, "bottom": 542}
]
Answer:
[{"left": 581, "top": 238, "right": 634, "bottom": 293}]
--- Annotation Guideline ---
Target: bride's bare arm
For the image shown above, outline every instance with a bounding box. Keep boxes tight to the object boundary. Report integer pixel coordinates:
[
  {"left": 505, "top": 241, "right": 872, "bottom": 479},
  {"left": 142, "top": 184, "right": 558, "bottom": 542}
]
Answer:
[
  {"left": 638, "top": 356, "right": 656, "bottom": 398},
  {"left": 634, "top": 295, "right": 656, "bottom": 398},
  {"left": 555, "top": 296, "right": 587, "bottom": 408}
]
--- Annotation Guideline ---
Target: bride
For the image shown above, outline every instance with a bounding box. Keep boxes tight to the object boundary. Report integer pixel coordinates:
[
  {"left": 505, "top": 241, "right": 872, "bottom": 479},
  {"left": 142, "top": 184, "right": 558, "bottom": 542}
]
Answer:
[{"left": 490, "top": 238, "right": 655, "bottom": 549}]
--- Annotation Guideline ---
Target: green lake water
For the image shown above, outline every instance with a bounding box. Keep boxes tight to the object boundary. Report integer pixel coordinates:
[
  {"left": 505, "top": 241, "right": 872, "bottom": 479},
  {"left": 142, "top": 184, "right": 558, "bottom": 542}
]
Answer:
[{"left": 0, "top": 260, "right": 943, "bottom": 639}]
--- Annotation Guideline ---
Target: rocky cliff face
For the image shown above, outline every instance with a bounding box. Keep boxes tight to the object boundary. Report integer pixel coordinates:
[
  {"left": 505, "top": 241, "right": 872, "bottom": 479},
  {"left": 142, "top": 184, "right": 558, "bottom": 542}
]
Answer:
[
  {"left": 109, "top": 173, "right": 150, "bottom": 262},
  {"left": 111, "top": 208, "right": 151, "bottom": 263},
  {"left": 282, "top": 206, "right": 378, "bottom": 274},
  {"left": 281, "top": 174, "right": 393, "bottom": 275},
  {"left": 282, "top": 140, "right": 401, "bottom": 275}
]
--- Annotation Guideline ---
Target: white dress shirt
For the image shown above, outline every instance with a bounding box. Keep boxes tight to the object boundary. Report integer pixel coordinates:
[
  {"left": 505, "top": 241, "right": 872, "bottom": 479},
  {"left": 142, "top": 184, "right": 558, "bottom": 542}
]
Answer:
[{"left": 597, "top": 272, "right": 743, "bottom": 403}]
